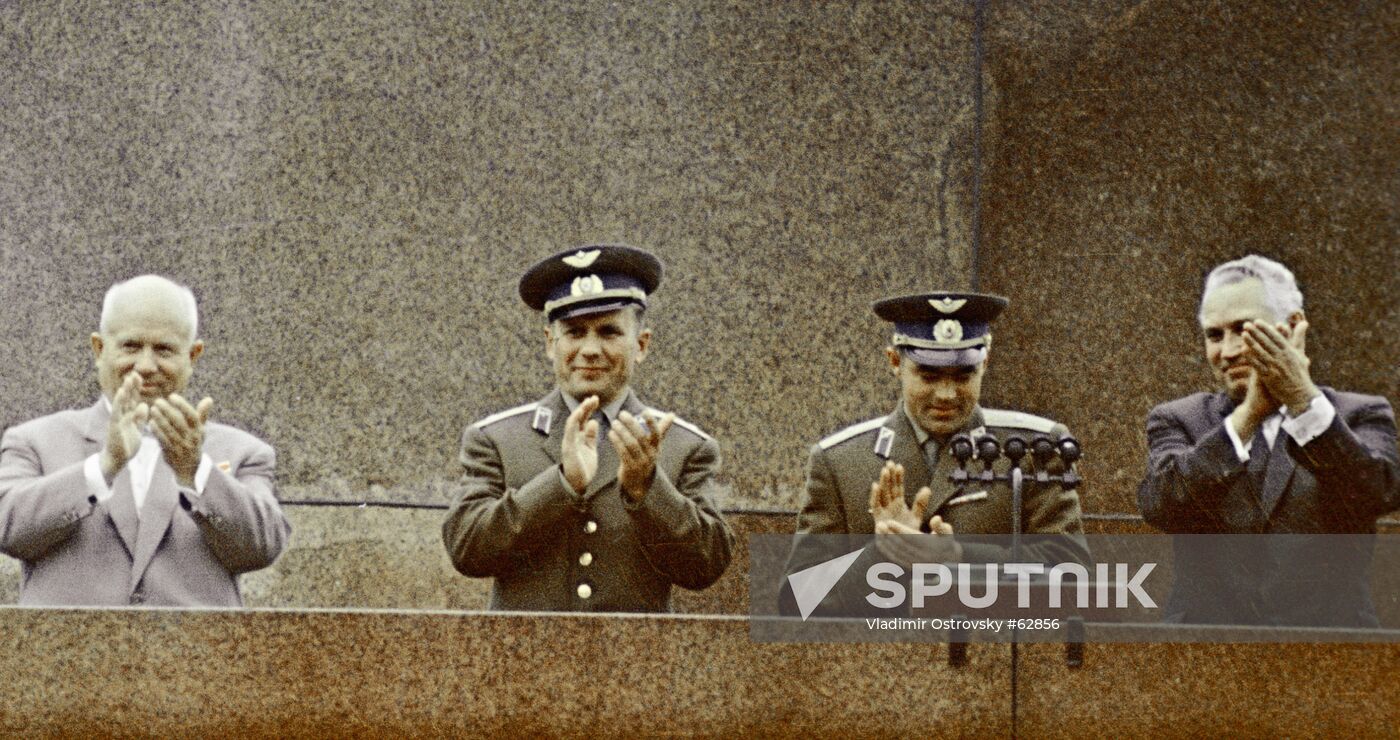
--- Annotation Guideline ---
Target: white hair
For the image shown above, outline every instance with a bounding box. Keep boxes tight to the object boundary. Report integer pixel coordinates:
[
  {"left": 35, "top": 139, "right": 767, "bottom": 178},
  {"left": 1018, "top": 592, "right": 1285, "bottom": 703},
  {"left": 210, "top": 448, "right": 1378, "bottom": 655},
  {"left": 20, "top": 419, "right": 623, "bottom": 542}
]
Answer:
[
  {"left": 1199, "top": 255, "right": 1303, "bottom": 323},
  {"left": 99, "top": 275, "right": 199, "bottom": 340}
]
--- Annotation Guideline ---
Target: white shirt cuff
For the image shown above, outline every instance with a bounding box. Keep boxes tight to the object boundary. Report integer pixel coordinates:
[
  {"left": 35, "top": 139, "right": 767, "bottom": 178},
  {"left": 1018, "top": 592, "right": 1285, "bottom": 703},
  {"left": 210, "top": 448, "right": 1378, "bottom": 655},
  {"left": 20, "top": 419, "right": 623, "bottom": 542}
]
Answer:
[
  {"left": 1282, "top": 394, "right": 1335, "bottom": 447},
  {"left": 1223, "top": 418, "right": 1251, "bottom": 463},
  {"left": 84, "top": 453, "right": 114, "bottom": 503},
  {"left": 84, "top": 454, "right": 215, "bottom": 501},
  {"left": 190, "top": 454, "right": 214, "bottom": 498}
]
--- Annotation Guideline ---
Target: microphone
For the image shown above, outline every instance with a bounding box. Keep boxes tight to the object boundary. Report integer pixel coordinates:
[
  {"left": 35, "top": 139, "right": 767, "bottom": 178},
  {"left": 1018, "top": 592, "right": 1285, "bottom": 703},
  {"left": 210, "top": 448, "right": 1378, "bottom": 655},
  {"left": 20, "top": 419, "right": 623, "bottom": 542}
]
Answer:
[
  {"left": 949, "top": 434, "right": 975, "bottom": 464},
  {"left": 976, "top": 436, "right": 1000, "bottom": 485},
  {"left": 976, "top": 436, "right": 1001, "bottom": 466},
  {"left": 949, "top": 434, "right": 975, "bottom": 487},
  {"left": 1057, "top": 436, "right": 1081, "bottom": 465},
  {"left": 1003, "top": 435, "right": 1028, "bottom": 467},
  {"left": 1057, "top": 436, "right": 1082, "bottom": 490}
]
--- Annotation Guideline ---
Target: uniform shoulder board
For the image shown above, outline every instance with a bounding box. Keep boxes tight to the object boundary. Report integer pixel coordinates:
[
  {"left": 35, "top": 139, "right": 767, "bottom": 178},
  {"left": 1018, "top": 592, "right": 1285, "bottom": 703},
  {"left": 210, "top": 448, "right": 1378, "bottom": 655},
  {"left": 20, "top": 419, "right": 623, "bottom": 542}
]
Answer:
[
  {"left": 981, "top": 408, "right": 1059, "bottom": 434},
  {"left": 644, "top": 407, "right": 713, "bottom": 441},
  {"left": 818, "top": 416, "right": 889, "bottom": 450},
  {"left": 472, "top": 403, "right": 539, "bottom": 430}
]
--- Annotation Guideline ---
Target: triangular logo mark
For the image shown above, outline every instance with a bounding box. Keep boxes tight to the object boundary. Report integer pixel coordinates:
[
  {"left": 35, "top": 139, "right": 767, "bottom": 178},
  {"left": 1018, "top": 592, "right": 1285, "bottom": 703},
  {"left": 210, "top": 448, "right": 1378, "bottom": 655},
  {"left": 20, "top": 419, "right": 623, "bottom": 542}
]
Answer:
[{"left": 787, "top": 547, "right": 866, "bottom": 621}]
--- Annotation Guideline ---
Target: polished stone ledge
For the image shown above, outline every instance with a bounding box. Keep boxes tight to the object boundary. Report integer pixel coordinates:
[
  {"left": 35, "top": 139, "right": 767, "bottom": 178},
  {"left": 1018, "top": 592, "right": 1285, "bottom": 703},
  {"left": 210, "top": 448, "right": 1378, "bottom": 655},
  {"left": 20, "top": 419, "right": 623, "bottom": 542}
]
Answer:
[{"left": 0, "top": 605, "right": 1010, "bottom": 737}]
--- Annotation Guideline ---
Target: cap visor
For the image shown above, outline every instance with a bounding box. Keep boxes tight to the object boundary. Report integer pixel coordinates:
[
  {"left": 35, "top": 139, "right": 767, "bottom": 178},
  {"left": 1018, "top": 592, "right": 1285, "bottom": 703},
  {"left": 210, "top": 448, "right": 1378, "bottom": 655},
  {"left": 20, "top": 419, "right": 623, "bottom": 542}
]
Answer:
[
  {"left": 902, "top": 346, "right": 986, "bottom": 368},
  {"left": 549, "top": 298, "right": 639, "bottom": 322}
]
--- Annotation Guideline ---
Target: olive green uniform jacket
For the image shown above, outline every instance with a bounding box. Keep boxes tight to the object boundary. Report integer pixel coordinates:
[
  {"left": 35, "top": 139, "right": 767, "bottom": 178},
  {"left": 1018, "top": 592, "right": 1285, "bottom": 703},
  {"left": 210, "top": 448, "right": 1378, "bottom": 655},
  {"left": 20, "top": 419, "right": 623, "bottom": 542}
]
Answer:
[
  {"left": 444, "top": 388, "right": 734, "bottom": 612},
  {"left": 784, "top": 404, "right": 1090, "bottom": 616}
]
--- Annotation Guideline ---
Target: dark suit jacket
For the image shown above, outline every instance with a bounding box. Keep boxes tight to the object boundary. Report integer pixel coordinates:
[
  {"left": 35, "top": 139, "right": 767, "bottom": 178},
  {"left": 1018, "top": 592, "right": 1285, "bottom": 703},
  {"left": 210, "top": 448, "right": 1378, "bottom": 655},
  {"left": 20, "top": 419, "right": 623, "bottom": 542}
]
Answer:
[
  {"left": 1137, "top": 387, "right": 1400, "bottom": 626},
  {"left": 0, "top": 400, "right": 291, "bottom": 606},
  {"left": 784, "top": 404, "right": 1090, "bottom": 616},
  {"left": 442, "top": 388, "right": 734, "bottom": 612}
]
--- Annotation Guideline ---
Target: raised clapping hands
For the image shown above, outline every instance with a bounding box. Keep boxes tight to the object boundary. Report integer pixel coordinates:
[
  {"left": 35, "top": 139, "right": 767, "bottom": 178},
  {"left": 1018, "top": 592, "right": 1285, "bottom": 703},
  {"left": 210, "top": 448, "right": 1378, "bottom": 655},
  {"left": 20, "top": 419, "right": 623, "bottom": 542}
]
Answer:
[
  {"left": 100, "top": 371, "right": 213, "bottom": 488},
  {"left": 611, "top": 409, "right": 674, "bottom": 503},
  {"left": 561, "top": 395, "right": 602, "bottom": 494},
  {"left": 1231, "top": 319, "right": 1319, "bottom": 439},
  {"left": 1243, "top": 319, "right": 1318, "bottom": 415},
  {"left": 151, "top": 393, "right": 213, "bottom": 488},
  {"left": 100, "top": 372, "right": 151, "bottom": 484},
  {"left": 560, "top": 396, "right": 675, "bottom": 501},
  {"left": 869, "top": 461, "right": 961, "bottom": 565}
]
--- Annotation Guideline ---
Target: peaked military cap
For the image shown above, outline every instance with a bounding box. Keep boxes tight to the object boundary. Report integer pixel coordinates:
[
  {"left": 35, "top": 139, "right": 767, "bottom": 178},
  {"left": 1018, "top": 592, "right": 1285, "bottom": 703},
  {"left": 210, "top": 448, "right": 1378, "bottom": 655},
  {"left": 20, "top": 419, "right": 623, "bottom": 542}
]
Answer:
[
  {"left": 872, "top": 291, "right": 1009, "bottom": 367},
  {"left": 519, "top": 244, "right": 664, "bottom": 322}
]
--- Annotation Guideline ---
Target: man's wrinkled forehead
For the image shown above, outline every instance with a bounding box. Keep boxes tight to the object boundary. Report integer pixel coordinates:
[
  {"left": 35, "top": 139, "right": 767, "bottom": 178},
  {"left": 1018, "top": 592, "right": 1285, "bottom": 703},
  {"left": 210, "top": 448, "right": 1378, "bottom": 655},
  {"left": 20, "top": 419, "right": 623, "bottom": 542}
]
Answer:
[
  {"left": 103, "top": 293, "right": 196, "bottom": 342},
  {"left": 1199, "top": 278, "right": 1273, "bottom": 330},
  {"left": 101, "top": 276, "right": 199, "bottom": 342}
]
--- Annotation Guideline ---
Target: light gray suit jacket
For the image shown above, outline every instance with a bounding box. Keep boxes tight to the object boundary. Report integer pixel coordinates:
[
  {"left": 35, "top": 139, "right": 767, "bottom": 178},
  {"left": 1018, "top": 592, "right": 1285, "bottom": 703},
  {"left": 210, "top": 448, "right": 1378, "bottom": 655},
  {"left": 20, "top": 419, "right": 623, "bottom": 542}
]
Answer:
[{"left": 0, "top": 400, "right": 291, "bottom": 606}]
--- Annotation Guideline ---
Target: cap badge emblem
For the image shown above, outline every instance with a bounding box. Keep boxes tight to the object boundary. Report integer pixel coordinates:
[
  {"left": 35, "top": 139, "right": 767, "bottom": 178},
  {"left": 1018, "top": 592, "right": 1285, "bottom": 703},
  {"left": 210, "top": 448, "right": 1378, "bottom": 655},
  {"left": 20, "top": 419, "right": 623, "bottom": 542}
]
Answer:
[
  {"left": 563, "top": 249, "right": 602, "bottom": 268},
  {"left": 934, "top": 319, "right": 963, "bottom": 344},
  {"left": 930, "top": 297, "right": 967, "bottom": 314},
  {"left": 571, "top": 275, "right": 604, "bottom": 297}
]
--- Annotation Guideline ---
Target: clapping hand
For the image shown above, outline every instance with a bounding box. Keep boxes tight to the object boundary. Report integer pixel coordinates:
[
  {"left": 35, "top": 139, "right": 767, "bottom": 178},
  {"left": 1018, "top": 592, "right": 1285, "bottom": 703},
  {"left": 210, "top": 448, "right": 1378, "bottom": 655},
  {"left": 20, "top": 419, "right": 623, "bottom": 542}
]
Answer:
[
  {"left": 611, "top": 410, "right": 674, "bottom": 503},
  {"left": 869, "top": 461, "right": 961, "bottom": 565},
  {"left": 561, "top": 395, "right": 601, "bottom": 494},
  {"left": 151, "top": 393, "right": 213, "bottom": 488},
  {"left": 1243, "top": 319, "right": 1318, "bottom": 415},
  {"left": 99, "top": 372, "right": 150, "bottom": 484}
]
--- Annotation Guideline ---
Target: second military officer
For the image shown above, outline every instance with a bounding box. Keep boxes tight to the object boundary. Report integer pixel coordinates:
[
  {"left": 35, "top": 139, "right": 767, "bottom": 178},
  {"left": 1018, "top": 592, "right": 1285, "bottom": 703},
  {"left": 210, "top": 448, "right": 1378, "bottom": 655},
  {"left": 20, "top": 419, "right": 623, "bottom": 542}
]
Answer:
[
  {"left": 443, "top": 244, "right": 735, "bottom": 612},
  {"left": 785, "top": 292, "right": 1090, "bottom": 616}
]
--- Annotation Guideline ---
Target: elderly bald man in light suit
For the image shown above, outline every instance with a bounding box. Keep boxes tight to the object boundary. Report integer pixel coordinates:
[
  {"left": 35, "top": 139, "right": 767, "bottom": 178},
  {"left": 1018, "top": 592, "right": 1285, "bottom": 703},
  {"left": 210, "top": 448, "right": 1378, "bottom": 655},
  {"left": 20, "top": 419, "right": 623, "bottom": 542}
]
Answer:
[{"left": 0, "top": 275, "right": 290, "bottom": 606}]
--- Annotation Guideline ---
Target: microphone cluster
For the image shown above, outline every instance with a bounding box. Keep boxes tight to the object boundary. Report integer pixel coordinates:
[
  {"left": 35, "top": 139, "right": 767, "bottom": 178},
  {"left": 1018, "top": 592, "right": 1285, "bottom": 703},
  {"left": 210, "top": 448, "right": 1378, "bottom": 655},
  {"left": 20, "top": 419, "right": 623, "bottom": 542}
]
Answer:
[{"left": 947, "top": 433, "right": 1082, "bottom": 490}]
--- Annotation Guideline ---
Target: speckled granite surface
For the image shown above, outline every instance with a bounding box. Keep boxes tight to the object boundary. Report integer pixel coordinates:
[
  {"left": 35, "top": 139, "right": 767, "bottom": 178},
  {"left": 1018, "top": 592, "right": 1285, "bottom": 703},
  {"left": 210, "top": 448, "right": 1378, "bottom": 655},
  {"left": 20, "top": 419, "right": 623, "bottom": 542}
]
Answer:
[
  {"left": 0, "top": 607, "right": 1012, "bottom": 736},
  {"left": 0, "top": 507, "right": 792, "bottom": 613},
  {"left": 1, "top": 606, "right": 1395, "bottom": 735},
  {"left": 978, "top": 1, "right": 1399, "bottom": 514},
  {"left": 0, "top": 1, "right": 979, "bottom": 507},
  {"left": 236, "top": 507, "right": 792, "bottom": 613},
  {"left": 0, "top": 1, "right": 1392, "bottom": 519},
  {"left": 1018, "top": 638, "right": 1400, "bottom": 738},
  {"left": 2, "top": 3, "right": 1395, "bottom": 734}
]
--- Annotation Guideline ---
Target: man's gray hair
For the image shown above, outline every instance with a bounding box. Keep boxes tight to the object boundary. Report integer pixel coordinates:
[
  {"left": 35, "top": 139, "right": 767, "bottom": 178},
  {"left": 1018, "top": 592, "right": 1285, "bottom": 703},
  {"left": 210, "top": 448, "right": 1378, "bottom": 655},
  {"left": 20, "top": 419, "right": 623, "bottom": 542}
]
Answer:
[
  {"left": 99, "top": 275, "right": 200, "bottom": 340},
  {"left": 1200, "top": 255, "right": 1303, "bottom": 323}
]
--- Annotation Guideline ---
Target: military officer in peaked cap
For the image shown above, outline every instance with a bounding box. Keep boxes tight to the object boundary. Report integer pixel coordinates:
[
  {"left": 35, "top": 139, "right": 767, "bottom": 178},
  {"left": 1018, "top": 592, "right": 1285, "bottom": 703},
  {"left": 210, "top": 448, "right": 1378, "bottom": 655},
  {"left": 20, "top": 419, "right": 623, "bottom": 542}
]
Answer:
[
  {"left": 784, "top": 292, "right": 1090, "bottom": 616},
  {"left": 443, "top": 244, "right": 735, "bottom": 612}
]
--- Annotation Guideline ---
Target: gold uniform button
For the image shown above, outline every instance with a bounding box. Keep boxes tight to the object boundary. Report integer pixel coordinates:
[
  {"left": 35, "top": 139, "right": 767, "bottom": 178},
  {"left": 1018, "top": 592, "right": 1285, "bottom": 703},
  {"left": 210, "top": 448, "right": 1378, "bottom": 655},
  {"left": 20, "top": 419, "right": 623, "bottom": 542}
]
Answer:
[
  {"left": 584, "top": 520, "right": 598, "bottom": 534},
  {"left": 577, "top": 583, "right": 593, "bottom": 599},
  {"left": 579, "top": 552, "right": 593, "bottom": 567}
]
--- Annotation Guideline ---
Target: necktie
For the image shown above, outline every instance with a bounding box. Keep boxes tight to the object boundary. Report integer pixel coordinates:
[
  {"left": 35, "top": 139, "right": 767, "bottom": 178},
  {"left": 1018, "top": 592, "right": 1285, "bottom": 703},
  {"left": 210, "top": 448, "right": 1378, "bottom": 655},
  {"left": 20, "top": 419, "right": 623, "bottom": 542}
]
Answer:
[
  {"left": 920, "top": 439, "right": 942, "bottom": 525},
  {"left": 922, "top": 439, "right": 940, "bottom": 482},
  {"left": 1247, "top": 429, "right": 1270, "bottom": 499},
  {"left": 591, "top": 410, "right": 615, "bottom": 495},
  {"left": 592, "top": 410, "right": 612, "bottom": 442}
]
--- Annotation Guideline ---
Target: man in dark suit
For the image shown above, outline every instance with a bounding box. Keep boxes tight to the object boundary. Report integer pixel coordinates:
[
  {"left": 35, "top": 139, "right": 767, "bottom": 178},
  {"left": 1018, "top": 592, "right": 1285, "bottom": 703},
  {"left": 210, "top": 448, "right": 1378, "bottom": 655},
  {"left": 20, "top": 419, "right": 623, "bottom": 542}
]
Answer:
[
  {"left": 442, "top": 245, "right": 734, "bottom": 612},
  {"left": 0, "top": 275, "right": 291, "bottom": 606},
  {"left": 784, "top": 292, "right": 1089, "bottom": 618},
  {"left": 1138, "top": 255, "right": 1399, "bottom": 626}
]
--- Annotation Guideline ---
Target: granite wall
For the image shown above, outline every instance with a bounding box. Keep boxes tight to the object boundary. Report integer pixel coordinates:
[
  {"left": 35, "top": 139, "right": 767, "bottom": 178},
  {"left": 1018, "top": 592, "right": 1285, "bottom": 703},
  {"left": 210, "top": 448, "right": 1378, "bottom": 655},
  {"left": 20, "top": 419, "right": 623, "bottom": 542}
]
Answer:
[
  {"left": 0, "top": 608, "right": 1017, "bottom": 736},
  {"left": 0, "top": 0, "right": 980, "bottom": 508},
  {"left": 978, "top": 0, "right": 1399, "bottom": 513},
  {"left": 2, "top": 6, "right": 1398, "bottom": 734},
  {"left": 2, "top": 2, "right": 1396, "bottom": 613},
  {"left": 1, "top": 608, "right": 1395, "bottom": 736}
]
